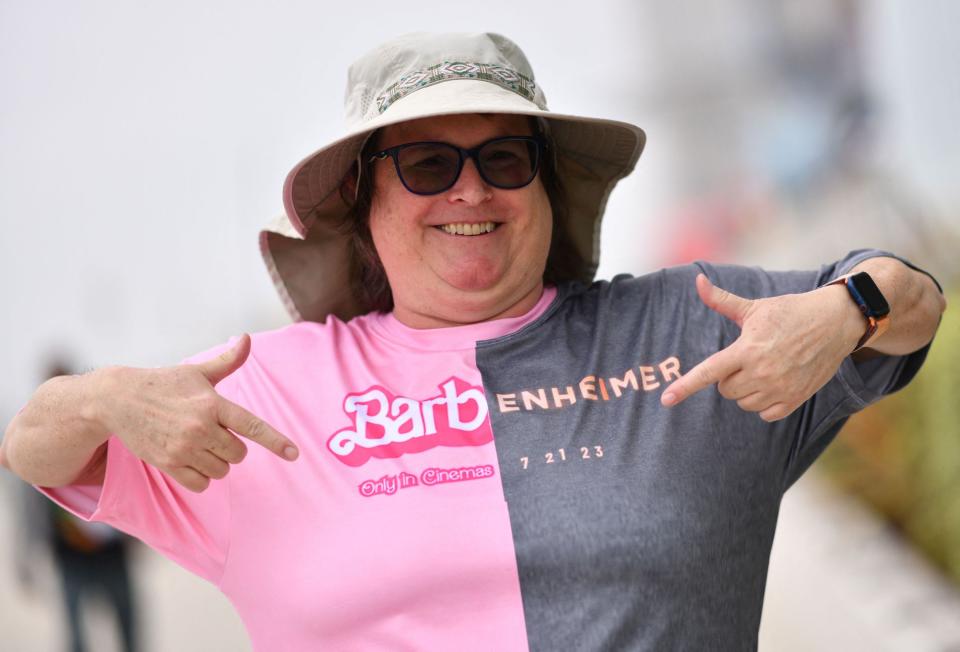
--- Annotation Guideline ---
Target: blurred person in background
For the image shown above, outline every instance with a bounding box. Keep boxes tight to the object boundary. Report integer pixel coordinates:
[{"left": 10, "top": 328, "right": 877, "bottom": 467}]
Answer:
[
  {"left": 13, "top": 358, "right": 138, "bottom": 652},
  {"left": 0, "top": 32, "right": 946, "bottom": 650}
]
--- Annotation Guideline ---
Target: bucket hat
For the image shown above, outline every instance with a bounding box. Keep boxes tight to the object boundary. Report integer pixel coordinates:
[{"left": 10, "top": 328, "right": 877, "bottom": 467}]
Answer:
[{"left": 260, "top": 31, "right": 645, "bottom": 322}]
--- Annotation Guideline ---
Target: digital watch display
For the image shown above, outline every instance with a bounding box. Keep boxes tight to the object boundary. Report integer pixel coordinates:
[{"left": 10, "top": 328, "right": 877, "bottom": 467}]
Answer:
[{"left": 827, "top": 271, "right": 891, "bottom": 352}]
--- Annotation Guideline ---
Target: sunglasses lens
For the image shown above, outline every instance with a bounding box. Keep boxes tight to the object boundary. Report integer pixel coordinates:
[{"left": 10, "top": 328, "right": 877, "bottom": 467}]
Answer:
[
  {"left": 390, "top": 138, "right": 541, "bottom": 194},
  {"left": 395, "top": 143, "right": 461, "bottom": 194},
  {"left": 478, "top": 138, "right": 539, "bottom": 188}
]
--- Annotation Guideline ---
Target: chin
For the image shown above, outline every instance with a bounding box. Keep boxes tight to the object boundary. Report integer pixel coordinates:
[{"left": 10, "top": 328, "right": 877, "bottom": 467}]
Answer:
[
  {"left": 395, "top": 273, "right": 544, "bottom": 328},
  {"left": 428, "top": 278, "right": 508, "bottom": 314},
  {"left": 439, "top": 262, "right": 508, "bottom": 293}
]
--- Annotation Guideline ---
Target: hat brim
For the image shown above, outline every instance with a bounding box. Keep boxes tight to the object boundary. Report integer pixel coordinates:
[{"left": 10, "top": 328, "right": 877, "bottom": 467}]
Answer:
[{"left": 262, "top": 78, "right": 645, "bottom": 322}]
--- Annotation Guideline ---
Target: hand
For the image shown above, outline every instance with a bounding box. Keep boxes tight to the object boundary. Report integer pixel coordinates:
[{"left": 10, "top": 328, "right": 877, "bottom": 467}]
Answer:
[
  {"left": 96, "top": 334, "right": 299, "bottom": 492},
  {"left": 661, "top": 274, "right": 862, "bottom": 421}
]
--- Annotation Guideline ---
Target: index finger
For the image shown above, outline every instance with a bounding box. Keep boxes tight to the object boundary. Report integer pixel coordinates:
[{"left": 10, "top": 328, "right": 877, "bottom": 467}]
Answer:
[
  {"left": 661, "top": 347, "right": 740, "bottom": 407},
  {"left": 217, "top": 398, "right": 299, "bottom": 461}
]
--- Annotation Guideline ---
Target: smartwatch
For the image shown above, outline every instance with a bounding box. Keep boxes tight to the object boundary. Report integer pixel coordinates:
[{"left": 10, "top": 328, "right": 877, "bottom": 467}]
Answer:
[{"left": 826, "top": 271, "right": 891, "bottom": 352}]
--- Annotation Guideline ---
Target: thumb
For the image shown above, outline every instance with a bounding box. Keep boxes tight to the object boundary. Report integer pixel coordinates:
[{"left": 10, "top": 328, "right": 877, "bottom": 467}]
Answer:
[
  {"left": 696, "top": 273, "right": 751, "bottom": 326},
  {"left": 197, "top": 334, "right": 251, "bottom": 386}
]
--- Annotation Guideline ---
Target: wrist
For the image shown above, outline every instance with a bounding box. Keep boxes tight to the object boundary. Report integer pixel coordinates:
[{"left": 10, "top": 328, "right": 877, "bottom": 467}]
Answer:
[
  {"left": 821, "top": 283, "right": 868, "bottom": 354},
  {"left": 823, "top": 271, "right": 892, "bottom": 353},
  {"left": 79, "top": 367, "right": 120, "bottom": 444}
]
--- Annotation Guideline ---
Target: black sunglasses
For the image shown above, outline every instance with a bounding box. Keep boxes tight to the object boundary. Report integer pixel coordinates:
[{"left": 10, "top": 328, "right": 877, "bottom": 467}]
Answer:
[{"left": 368, "top": 135, "right": 545, "bottom": 196}]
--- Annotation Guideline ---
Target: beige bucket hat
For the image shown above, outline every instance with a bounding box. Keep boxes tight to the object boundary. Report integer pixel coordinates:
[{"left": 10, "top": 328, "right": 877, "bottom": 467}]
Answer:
[{"left": 260, "top": 31, "right": 645, "bottom": 323}]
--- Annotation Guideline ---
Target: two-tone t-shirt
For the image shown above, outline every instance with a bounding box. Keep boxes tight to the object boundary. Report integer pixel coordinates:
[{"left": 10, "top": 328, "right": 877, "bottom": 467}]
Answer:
[{"left": 37, "top": 252, "right": 929, "bottom": 650}]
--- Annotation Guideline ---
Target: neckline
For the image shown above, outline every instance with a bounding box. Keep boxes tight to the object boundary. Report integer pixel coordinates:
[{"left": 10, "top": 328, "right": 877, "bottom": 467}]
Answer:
[{"left": 366, "top": 286, "right": 558, "bottom": 351}]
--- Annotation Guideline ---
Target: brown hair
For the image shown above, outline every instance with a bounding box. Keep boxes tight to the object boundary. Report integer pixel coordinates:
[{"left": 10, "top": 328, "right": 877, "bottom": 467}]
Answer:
[{"left": 338, "top": 125, "right": 581, "bottom": 314}]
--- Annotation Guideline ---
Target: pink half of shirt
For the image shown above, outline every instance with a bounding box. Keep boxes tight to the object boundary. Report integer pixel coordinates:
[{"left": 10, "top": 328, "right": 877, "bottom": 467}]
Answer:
[{"left": 36, "top": 287, "right": 558, "bottom": 652}]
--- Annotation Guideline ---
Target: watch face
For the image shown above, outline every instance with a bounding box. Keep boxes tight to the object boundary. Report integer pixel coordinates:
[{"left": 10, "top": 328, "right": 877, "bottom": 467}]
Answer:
[{"left": 850, "top": 272, "right": 890, "bottom": 317}]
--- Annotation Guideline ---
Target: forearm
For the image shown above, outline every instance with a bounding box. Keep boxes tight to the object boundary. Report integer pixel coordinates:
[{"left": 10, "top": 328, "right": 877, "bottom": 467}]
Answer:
[
  {"left": 848, "top": 256, "right": 946, "bottom": 356},
  {"left": 0, "top": 370, "right": 112, "bottom": 487}
]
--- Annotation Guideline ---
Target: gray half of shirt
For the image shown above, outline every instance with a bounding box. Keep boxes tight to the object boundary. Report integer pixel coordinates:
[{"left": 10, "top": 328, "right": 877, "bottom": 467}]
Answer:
[{"left": 474, "top": 250, "right": 931, "bottom": 651}]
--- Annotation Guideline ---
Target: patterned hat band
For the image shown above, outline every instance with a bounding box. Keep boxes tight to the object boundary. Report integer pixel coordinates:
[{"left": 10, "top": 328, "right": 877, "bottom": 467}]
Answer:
[{"left": 375, "top": 61, "right": 540, "bottom": 114}]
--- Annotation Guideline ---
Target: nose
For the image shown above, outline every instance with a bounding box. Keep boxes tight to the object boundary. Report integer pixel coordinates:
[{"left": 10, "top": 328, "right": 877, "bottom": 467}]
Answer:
[{"left": 446, "top": 157, "right": 493, "bottom": 205}]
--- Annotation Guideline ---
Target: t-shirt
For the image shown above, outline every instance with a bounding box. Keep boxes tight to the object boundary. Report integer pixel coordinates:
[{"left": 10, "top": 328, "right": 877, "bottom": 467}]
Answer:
[{"left": 36, "top": 251, "right": 930, "bottom": 651}]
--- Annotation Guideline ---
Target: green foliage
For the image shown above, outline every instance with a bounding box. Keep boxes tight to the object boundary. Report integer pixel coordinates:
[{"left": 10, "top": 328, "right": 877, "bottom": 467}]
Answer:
[{"left": 821, "top": 289, "right": 960, "bottom": 584}]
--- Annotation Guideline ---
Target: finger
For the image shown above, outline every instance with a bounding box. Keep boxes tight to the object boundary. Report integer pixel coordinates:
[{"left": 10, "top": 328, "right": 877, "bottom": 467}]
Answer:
[
  {"left": 759, "top": 403, "right": 793, "bottom": 422},
  {"left": 196, "top": 334, "right": 251, "bottom": 386},
  {"left": 206, "top": 427, "right": 248, "bottom": 465},
  {"left": 735, "top": 392, "right": 767, "bottom": 412},
  {"left": 168, "top": 466, "right": 211, "bottom": 493},
  {"left": 190, "top": 450, "right": 231, "bottom": 480},
  {"left": 217, "top": 398, "right": 299, "bottom": 461},
  {"left": 696, "top": 273, "right": 752, "bottom": 327},
  {"left": 717, "top": 370, "right": 755, "bottom": 400},
  {"left": 662, "top": 347, "right": 740, "bottom": 407}
]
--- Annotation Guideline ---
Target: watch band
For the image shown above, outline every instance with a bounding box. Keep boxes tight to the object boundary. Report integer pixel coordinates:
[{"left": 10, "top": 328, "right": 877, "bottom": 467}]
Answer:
[{"left": 826, "top": 272, "right": 891, "bottom": 352}]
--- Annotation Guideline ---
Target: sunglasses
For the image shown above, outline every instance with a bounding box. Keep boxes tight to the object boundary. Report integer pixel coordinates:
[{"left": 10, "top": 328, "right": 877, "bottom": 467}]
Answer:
[{"left": 368, "top": 135, "right": 545, "bottom": 196}]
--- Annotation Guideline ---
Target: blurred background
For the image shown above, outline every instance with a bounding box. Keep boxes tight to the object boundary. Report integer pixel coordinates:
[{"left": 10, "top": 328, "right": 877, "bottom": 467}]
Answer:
[{"left": 1, "top": 0, "right": 958, "bottom": 650}]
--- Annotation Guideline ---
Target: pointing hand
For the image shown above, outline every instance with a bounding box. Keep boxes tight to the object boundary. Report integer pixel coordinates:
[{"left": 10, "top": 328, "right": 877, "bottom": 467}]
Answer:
[
  {"left": 97, "top": 334, "right": 299, "bottom": 492},
  {"left": 661, "top": 274, "right": 860, "bottom": 421}
]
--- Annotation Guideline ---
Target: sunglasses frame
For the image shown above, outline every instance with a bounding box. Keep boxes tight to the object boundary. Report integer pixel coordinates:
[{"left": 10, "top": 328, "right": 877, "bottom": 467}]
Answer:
[{"left": 368, "top": 135, "right": 546, "bottom": 196}]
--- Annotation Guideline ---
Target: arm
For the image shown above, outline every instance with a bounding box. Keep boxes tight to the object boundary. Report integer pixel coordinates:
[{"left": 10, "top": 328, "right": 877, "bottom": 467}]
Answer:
[
  {"left": 843, "top": 256, "right": 945, "bottom": 357},
  {"left": 661, "top": 256, "right": 946, "bottom": 420},
  {"left": 1, "top": 335, "right": 299, "bottom": 491},
  {"left": 1, "top": 371, "right": 111, "bottom": 487}
]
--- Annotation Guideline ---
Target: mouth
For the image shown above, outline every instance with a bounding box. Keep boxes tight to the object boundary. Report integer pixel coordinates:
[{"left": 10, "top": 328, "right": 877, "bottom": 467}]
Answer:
[{"left": 433, "top": 221, "right": 500, "bottom": 236}]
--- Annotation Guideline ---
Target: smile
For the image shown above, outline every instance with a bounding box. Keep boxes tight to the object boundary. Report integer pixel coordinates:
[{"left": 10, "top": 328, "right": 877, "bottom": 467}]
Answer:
[{"left": 435, "top": 222, "right": 499, "bottom": 236}]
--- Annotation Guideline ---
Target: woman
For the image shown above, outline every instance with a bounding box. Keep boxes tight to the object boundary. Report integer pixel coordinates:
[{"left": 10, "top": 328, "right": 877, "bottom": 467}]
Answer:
[{"left": 1, "top": 32, "right": 945, "bottom": 650}]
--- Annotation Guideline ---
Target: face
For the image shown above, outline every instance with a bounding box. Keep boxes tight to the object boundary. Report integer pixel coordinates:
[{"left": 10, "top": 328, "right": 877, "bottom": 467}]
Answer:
[{"left": 367, "top": 113, "right": 553, "bottom": 328}]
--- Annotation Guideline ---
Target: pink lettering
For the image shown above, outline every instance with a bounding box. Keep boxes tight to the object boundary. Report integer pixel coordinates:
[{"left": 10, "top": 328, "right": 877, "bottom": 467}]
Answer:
[
  {"left": 420, "top": 464, "right": 495, "bottom": 486},
  {"left": 358, "top": 474, "right": 398, "bottom": 497},
  {"left": 328, "top": 377, "right": 492, "bottom": 467}
]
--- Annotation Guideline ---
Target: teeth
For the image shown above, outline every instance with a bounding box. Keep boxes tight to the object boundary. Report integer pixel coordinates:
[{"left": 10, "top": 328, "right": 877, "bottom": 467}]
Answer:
[{"left": 438, "top": 222, "right": 497, "bottom": 236}]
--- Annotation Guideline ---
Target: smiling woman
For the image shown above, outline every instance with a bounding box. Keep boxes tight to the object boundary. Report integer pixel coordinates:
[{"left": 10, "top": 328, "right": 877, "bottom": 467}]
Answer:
[
  {"left": 1, "top": 30, "right": 945, "bottom": 652},
  {"left": 366, "top": 114, "right": 554, "bottom": 328},
  {"left": 341, "top": 113, "right": 579, "bottom": 321}
]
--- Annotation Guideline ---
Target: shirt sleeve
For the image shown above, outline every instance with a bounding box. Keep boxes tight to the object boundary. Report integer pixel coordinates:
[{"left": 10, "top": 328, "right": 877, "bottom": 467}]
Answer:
[
  {"left": 695, "top": 249, "right": 939, "bottom": 491},
  {"left": 32, "top": 337, "right": 244, "bottom": 585}
]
